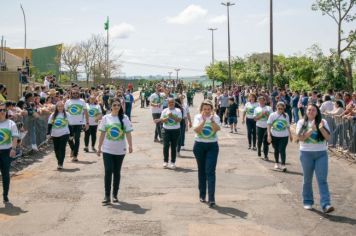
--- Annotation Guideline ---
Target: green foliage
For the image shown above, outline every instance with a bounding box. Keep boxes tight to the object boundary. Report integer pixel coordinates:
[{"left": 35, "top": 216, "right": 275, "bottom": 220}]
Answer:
[{"left": 289, "top": 79, "right": 312, "bottom": 93}]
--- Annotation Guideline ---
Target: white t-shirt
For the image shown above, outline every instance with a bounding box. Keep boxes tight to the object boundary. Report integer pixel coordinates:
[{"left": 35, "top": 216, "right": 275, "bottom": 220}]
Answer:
[
  {"left": 296, "top": 119, "right": 330, "bottom": 152},
  {"left": 243, "top": 102, "right": 259, "bottom": 119},
  {"left": 65, "top": 99, "right": 87, "bottom": 125},
  {"left": 0, "top": 119, "right": 19, "bottom": 150},
  {"left": 98, "top": 114, "right": 133, "bottom": 155},
  {"left": 161, "top": 108, "right": 182, "bottom": 130},
  {"left": 87, "top": 104, "right": 102, "bottom": 126},
  {"left": 40, "top": 91, "right": 48, "bottom": 98},
  {"left": 254, "top": 106, "right": 273, "bottom": 128},
  {"left": 48, "top": 113, "right": 70, "bottom": 137},
  {"left": 320, "top": 101, "right": 334, "bottom": 113},
  {"left": 267, "top": 112, "right": 290, "bottom": 137},
  {"left": 149, "top": 93, "right": 163, "bottom": 114},
  {"left": 193, "top": 114, "right": 221, "bottom": 143},
  {"left": 183, "top": 104, "right": 189, "bottom": 119},
  {"left": 43, "top": 78, "right": 50, "bottom": 89}
]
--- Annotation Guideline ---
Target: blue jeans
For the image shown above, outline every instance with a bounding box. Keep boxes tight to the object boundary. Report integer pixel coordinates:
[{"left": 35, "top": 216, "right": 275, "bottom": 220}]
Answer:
[
  {"left": 300, "top": 151, "right": 331, "bottom": 209},
  {"left": 125, "top": 102, "right": 132, "bottom": 120},
  {"left": 292, "top": 107, "right": 299, "bottom": 123},
  {"left": 193, "top": 141, "right": 219, "bottom": 202},
  {"left": 29, "top": 119, "right": 36, "bottom": 145}
]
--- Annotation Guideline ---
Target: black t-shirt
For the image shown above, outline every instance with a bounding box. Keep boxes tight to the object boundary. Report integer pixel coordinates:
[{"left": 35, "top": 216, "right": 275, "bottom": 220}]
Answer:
[{"left": 228, "top": 103, "right": 238, "bottom": 117}]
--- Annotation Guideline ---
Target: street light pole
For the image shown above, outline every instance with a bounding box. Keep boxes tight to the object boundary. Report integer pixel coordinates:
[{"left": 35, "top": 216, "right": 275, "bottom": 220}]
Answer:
[
  {"left": 269, "top": 0, "right": 274, "bottom": 92},
  {"left": 174, "top": 68, "right": 180, "bottom": 81},
  {"left": 221, "top": 1, "right": 235, "bottom": 88},
  {"left": 20, "top": 4, "right": 27, "bottom": 99},
  {"left": 168, "top": 71, "right": 172, "bottom": 80},
  {"left": 208, "top": 28, "right": 217, "bottom": 90}
]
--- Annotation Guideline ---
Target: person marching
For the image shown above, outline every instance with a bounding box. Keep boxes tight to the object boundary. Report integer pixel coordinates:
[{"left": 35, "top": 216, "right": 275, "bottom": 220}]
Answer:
[
  {"left": 124, "top": 89, "right": 134, "bottom": 120},
  {"left": 296, "top": 104, "right": 334, "bottom": 213},
  {"left": 47, "top": 101, "right": 70, "bottom": 170},
  {"left": 157, "top": 97, "right": 182, "bottom": 169},
  {"left": 242, "top": 94, "right": 258, "bottom": 150},
  {"left": 65, "top": 88, "right": 89, "bottom": 161},
  {"left": 254, "top": 96, "right": 273, "bottom": 160},
  {"left": 267, "top": 102, "right": 293, "bottom": 172},
  {"left": 0, "top": 102, "right": 19, "bottom": 203},
  {"left": 193, "top": 99, "right": 221, "bottom": 207},
  {"left": 176, "top": 94, "right": 192, "bottom": 155},
  {"left": 97, "top": 98, "right": 133, "bottom": 205},
  {"left": 150, "top": 84, "right": 163, "bottom": 142},
  {"left": 225, "top": 97, "right": 239, "bottom": 133},
  {"left": 84, "top": 95, "right": 102, "bottom": 153}
]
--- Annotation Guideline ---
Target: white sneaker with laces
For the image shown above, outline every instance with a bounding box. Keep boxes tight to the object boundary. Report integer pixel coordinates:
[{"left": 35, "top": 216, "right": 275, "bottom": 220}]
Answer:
[
  {"left": 304, "top": 205, "right": 313, "bottom": 210},
  {"left": 163, "top": 162, "right": 168, "bottom": 168},
  {"left": 169, "top": 163, "right": 176, "bottom": 169},
  {"left": 181, "top": 146, "right": 185, "bottom": 151},
  {"left": 274, "top": 163, "right": 279, "bottom": 170},
  {"left": 31, "top": 144, "right": 39, "bottom": 151}
]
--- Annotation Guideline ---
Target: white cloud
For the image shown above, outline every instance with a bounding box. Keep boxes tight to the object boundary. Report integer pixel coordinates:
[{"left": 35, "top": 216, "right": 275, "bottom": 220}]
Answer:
[
  {"left": 166, "top": 5, "right": 208, "bottom": 24},
  {"left": 208, "top": 15, "right": 227, "bottom": 24},
  {"left": 110, "top": 23, "right": 135, "bottom": 39}
]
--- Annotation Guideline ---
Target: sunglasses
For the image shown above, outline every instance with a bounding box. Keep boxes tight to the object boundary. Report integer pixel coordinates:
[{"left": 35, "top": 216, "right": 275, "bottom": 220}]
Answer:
[
  {"left": 0, "top": 109, "right": 6, "bottom": 112},
  {"left": 112, "top": 104, "right": 121, "bottom": 107}
]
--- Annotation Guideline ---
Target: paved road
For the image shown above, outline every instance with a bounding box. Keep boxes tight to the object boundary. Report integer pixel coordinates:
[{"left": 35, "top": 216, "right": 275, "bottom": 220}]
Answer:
[{"left": 0, "top": 93, "right": 356, "bottom": 236}]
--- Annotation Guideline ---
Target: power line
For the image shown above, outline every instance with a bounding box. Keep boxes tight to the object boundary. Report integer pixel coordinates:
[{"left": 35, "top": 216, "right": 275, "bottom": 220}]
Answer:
[{"left": 118, "top": 60, "right": 204, "bottom": 72}]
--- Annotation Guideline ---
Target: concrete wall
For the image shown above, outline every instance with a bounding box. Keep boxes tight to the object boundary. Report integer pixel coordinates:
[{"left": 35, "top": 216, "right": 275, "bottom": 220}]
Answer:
[{"left": 0, "top": 71, "right": 20, "bottom": 101}]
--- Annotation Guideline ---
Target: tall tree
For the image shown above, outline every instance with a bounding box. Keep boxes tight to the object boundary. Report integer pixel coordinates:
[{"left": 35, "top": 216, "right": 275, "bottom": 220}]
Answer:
[
  {"left": 79, "top": 35, "right": 100, "bottom": 86},
  {"left": 61, "top": 44, "right": 82, "bottom": 81}
]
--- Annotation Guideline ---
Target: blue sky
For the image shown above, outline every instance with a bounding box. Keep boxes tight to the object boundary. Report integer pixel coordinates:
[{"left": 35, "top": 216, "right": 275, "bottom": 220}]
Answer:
[{"left": 1, "top": 0, "right": 352, "bottom": 76}]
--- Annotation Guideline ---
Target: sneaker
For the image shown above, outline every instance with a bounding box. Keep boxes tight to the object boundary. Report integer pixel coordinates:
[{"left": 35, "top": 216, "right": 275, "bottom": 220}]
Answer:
[
  {"left": 200, "top": 198, "right": 206, "bottom": 203},
  {"left": 252, "top": 147, "right": 257, "bottom": 151},
  {"left": 92, "top": 147, "right": 97, "bottom": 152},
  {"left": 3, "top": 196, "right": 9, "bottom": 203},
  {"left": 112, "top": 195, "right": 119, "bottom": 203},
  {"left": 248, "top": 146, "right": 251, "bottom": 150},
  {"left": 177, "top": 152, "right": 181, "bottom": 157},
  {"left": 57, "top": 165, "right": 63, "bottom": 170},
  {"left": 181, "top": 146, "right": 185, "bottom": 151},
  {"left": 230, "top": 130, "right": 233, "bottom": 133},
  {"left": 323, "top": 205, "right": 335, "bottom": 214},
  {"left": 169, "top": 163, "right": 176, "bottom": 169},
  {"left": 102, "top": 196, "right": 111, "bottom": 205},
  {"left": 281, "top": 165, "right": 287, "bottom": 172},
  {"left": 72, "top": 157, "right": 78, "bottom": 162},
  {"left": 163, "top": 162, "right": 168, "bottom": 168},
  {"left": 31, "top": 144, "right": 39, "bottom": 152},
  {"left": 274, "top": 163, "right": 279, "bottom": 170},
  {"left": 234, "top": 128, "right": 238, "bottom": 133},
  {"left": 208, "top": 201, "right": 216, "bottom": 208},
  {"left": 264, "top": 156, "right": 269, "bottom": 161},
  {"left": 84, "top": 147, "right": 89, "bottom": 152},
  {"left": 258, "top": 152, "right": 261, "bottom": 157},
  {"left": 154, "top": 139, "right": 160, "bottom": 143},
  {"left": 304, "top": 205, "right": 313, "bottom": 210}
]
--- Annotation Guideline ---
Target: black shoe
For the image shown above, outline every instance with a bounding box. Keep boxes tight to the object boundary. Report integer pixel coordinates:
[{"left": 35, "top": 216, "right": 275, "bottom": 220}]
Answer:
[
  {"left": 208, "top": 202, "right": 216, "bottom": 208},
  {"left": 92, "top": 147, "right": 97, "bottom": 152},
  {"left": 112, "top": 195, "right": 119, "bottom": 203},
  {"left": 264, "top": 156, "right": 269, "bottom": 161},
  {"left": 258, "top": 152, "right": 261, "bottom": 157},
  {"left": 102, "top": 196, "right": 111, "bottom": 205},
  {"left": 84, "top": 147, "right": 89, "bottom": 152},
  {"left": 3, "top": 196, "right": 9, "bottom": 203},
  {"left": 154, "top": 139, "right": 159, "bottom": 143}
]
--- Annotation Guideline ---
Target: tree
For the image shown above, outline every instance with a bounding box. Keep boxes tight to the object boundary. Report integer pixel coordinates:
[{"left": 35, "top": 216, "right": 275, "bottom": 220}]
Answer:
[
  {"left": 61, "top": 44, "right": 82, "bottom": 80},
  {"left": 312, "top": 0, "right": 356, "bottom": 90},
  {"left": 79, "top": 35, "right": 100, "bottom": 86}
]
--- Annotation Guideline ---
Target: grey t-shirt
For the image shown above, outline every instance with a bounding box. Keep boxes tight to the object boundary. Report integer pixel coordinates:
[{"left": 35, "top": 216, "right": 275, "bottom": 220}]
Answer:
[{"left": 219, "top": 95, "right": 229, "bottom": 108}]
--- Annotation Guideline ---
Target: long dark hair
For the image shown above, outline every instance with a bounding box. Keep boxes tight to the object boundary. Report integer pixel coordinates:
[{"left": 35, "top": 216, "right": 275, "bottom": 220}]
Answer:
[
  {"left": 299, "top": 103, "right": 327, "bottom": 142},
  {"left": 175, "top": 97, "right": 184, "bottom": 119},
  {"left": 109, "top": 98, "right": 124, "bottom": 129},
  {"left": 51, "top": 102, "right": 67, "bottom": 124}
]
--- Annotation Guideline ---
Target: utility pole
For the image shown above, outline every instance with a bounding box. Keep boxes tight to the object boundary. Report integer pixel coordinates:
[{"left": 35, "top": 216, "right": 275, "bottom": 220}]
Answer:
[
  {"left": 269, "top": 0, "right": 274, "bottom": 92},
  {"left": 174, "top": 68, "right": 180, "bottom": 82},
  {"left": 168, "top": 71, "right": 173, "bottom": 80},
  {"left": 20, "top": 4, "right": 27, "bottom": 99},
  {"left": 104, "top": 16, "right": 110, "bottom": 81},
  {"left": 221, "top": 1, "right": 235, "bottom": 88},
  {"left": 208, "top": 28, "right": 217, "bottom": 90}
]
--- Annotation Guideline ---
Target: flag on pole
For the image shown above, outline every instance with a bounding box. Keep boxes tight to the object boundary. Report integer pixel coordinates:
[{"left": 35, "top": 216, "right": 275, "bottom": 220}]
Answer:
[{"left": 104, "top": 17, "right": 109, "bottom": 30}]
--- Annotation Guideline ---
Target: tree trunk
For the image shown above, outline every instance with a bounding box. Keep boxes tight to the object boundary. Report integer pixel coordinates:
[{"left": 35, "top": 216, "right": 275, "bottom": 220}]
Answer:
[{"left": 344, "top": 59, "right": 353, "bottom": 92}]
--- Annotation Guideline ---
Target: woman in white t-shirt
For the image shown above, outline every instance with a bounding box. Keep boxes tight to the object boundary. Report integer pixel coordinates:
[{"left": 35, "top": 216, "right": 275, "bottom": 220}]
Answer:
[
  {"left": 84, "top": 95, "right": 102, "bottom": 153},
  {"left": 97, "top": 98, "right": 133, "bottom": 205},
  {"left": 157, "top": 98, "right": 182, "bottom": 169},
  {"left": 0, "top": 102, "right": 19, "bottom": 203},
  {"left": 267, "top": 102, "right": 293, "bottom": 172},
  {"left": 242, "top": 93, "right": 258, "bottom": 150},
  {"left": 193, "top": 99, "right": 221, "bottom": 207},
  {"left": 296, "top": 103, "right": 334, "bottom": 213},
  {"left": 47, "top": 101, "right": 70, "bottom": 170}
]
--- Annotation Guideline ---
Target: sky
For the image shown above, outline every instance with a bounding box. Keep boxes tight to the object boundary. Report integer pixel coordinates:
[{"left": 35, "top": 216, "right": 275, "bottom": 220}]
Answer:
[{"left": 1, "top": 0, "right": 353, "bottom": 77}]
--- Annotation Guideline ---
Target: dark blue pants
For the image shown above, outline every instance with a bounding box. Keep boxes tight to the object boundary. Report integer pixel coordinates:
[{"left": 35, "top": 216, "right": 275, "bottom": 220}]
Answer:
[
  {"left": 84, "top": 125, "right": 98, "bottom": 148},
  {"left": 0, "top": 149, "right": 11, "bottom": 199},
  {"left": 163, "top": 128, "right": 180, "bottom": 163},
  {"left": 257, "top": 127, "right": 269, "bottom": 157},
  {"left": 193, "top": 141, "right": 219, "bottom": 202},
  {"left": 152, "top": 113, "right": 162, "bottom": 140},
  {"left": 68, "top": 125, "right": 82, "bottom": 157},
  {"left": 246, "top": 118, "right": 256, "bottom": 147},
  {"left": 125, "top": 102, "right": 132, "bottom": 120},
  {"left": 103, "top": 153, "right": 125, "bottom": 197},
  {"left": 53, "top": 134, "right": 69, "bottom": 166},
  {"left": 177, "top": 121, "right": 185, "bottom": 152}
]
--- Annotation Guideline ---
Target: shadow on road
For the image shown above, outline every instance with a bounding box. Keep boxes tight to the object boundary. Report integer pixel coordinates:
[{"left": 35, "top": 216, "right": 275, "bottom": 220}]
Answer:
[
  {"left": 58, "top": 168, "right": 80, "bottom": 173},
  {"left": 311, "top": 209, "right": 356, "bottom": 225},
  {"left": 74, "top": 161, "right": 96, "bottom": 165},
  {"left": 174, "top": 167, "right": 197, "bottom": 173},
  {"left": 178, "top": 155, "right": 194, "bottom": 159},
  {"left": 270, "top": 169, "right": 303, "bottom": 176},
  {"left": 211, "top": 205, "right": 248, "bottom": 219},
  {"left": 0, "top": 203, "right": 28, "bottom": 216},
  {"left": 109, "top": 201, "right": 150, "bottom": 215}
]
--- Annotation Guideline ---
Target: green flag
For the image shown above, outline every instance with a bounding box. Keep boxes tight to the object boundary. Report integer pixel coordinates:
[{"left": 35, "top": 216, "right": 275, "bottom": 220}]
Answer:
[{"left": 104, "top": 17, "right": 109, "bottom": 30}]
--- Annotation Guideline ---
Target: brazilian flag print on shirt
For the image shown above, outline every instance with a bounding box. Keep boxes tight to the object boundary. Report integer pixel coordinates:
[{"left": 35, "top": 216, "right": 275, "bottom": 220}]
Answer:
[
  {"left": 88, "top": 108, "right": 99, "bottom": 118},
  {"left": 272, "top": 119, "right": 288, "bottom": 132},
  {"left": 105, "top": 123, "right": 125, "bottom": 141},
  {"left": 198, "top": 122, "right": 216, "bottom": 140},
  {"left": 0, "top": 128, "right": 11, "bottom": 145},
  {"left": 68, "top": 104, "right": 83, "bottom": 116},
  {"left": 162, "top": 114, "right": 178, "bottom": 127},
  {"left": 304, "top": 130, "right": 322, "bottom": 144},
  {"left": 53, "top": 118, "right": 68, "bottom": 129},
  {"left": 257, "top": 110, "right": 270, "bottom": 121}
]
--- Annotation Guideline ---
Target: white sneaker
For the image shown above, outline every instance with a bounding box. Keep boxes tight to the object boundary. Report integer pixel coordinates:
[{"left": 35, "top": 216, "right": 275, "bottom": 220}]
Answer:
[
  {"left": 274, "top": 163, "right": 279, "bottom": 170},
  {"left": 169, "top": 163, "right": 176, "bottom": 169},
  {"left": 31, "top": 144, "right": 39, "bottom": 151},
  {"left": 181, "top": 146, "right": 185, "bottom": 151},
  {"left": 163, "top": 162, "right": 168, "bottom": 168},
  {"left": 281, "top": 165, "right": 287, "bottom": 172},
  {"left": 303, "top": 205, "right": 313, "bottom": 210}
]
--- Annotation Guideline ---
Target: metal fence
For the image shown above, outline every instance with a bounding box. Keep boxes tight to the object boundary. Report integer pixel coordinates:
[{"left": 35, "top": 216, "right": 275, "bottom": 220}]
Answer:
[
  {"left": 22, "top": 114, "right": 50, "bottom": 152},
  {"left": 323, "top": 114, "right": 356, "bottom": 162}
]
